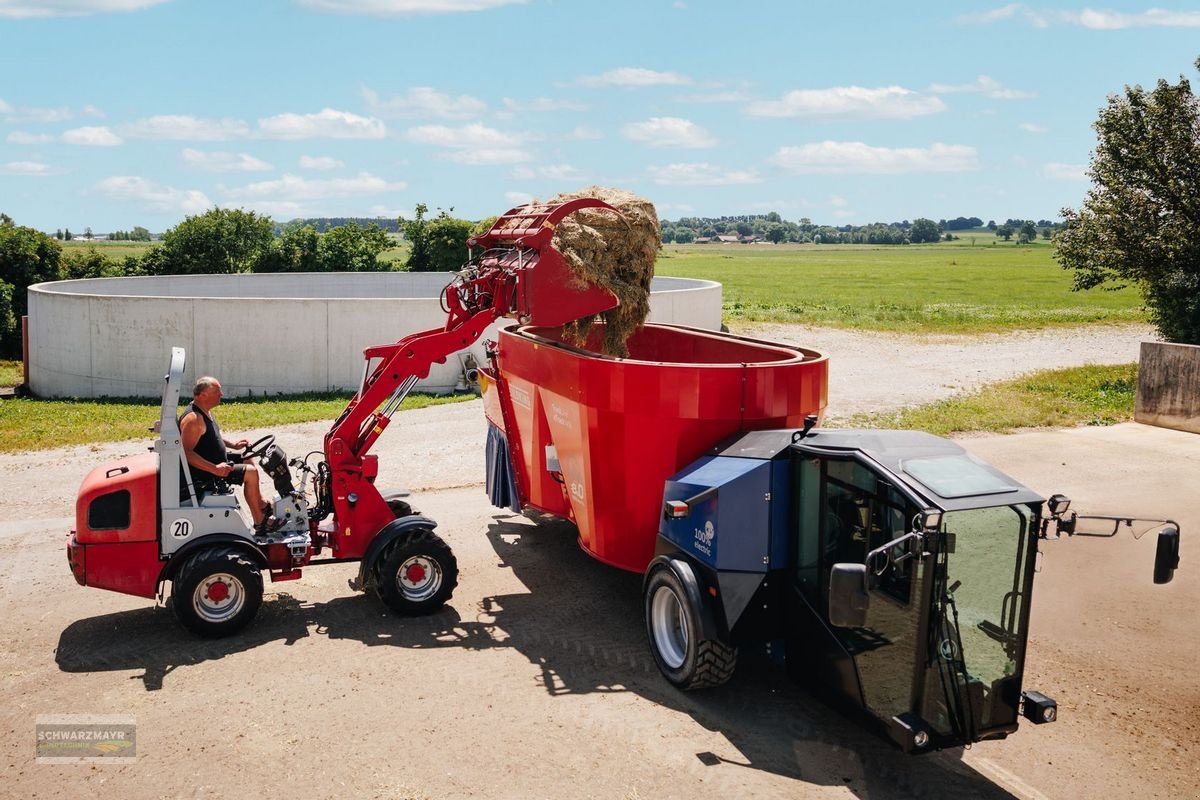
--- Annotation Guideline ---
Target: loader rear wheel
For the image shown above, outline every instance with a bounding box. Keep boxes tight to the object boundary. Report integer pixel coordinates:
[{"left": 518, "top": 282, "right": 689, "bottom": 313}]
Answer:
[
  {"left": 644, "top": 567, "right": 736, "bottom": 690},
  {"left": 375, "top": 528, "right": 458, "bottom": 615},
  {"left": 171, "top": 547, "right": 263, "bottom": 638}
]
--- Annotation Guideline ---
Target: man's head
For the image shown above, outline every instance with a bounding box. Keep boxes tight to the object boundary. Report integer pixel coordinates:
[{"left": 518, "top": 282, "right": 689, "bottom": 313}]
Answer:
[{"left": 193, "top": 376, "right": 224, "bottom": 410}]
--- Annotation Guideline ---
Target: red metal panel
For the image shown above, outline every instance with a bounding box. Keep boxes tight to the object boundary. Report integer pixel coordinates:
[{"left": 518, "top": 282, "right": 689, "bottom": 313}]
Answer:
[
  {"left": 74, "top": 453, "right": 159, "bottom": 545},
  {"left": 493, "top": 323, "right": 828, "bottom": 572},
  {"left": 80, "top": 540, "right": 162, "bottom": 598}
]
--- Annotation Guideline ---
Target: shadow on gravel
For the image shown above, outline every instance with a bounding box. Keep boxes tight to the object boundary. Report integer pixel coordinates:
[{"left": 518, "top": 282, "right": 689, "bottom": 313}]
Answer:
[
  {"left": 56, "top": 512, "right": 1016, "bottom": 798},
  {"left": 55, "top": 594, "right": 312, "bottom": 690}
]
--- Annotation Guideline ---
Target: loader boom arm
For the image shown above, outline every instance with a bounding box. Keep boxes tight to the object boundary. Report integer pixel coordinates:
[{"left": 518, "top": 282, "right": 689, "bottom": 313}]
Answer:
[{"left": 319, "top": 199, "right": 620, "bottom": 557}]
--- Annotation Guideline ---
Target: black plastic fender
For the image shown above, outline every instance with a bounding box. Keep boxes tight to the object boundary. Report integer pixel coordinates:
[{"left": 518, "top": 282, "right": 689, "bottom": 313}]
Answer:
[
  {"left": 643, "top": 554, "right": 727, "bottom": 644},
  {"left": 353, "top": 515, "right": 439, "bottom": 592},
  {"left": 158, "top": 534, "right": 267, "bottom": 588}
]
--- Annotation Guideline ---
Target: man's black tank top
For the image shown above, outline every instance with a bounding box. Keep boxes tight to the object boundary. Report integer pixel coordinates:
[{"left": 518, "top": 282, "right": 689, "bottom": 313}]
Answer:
[{"left": 181, "top": 402, "right": 227, "bottom": 489}]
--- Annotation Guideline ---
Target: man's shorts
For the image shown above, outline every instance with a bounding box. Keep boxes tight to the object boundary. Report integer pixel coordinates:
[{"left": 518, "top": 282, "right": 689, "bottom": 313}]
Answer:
[{"left": 193, "top": 463, "right": 247, "bottom": 493}]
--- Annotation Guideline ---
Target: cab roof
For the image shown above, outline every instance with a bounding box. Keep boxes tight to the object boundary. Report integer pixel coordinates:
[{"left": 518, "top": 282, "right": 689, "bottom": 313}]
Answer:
[{"left": 793, "top": 429, "right": 1045, "bottom": 511}]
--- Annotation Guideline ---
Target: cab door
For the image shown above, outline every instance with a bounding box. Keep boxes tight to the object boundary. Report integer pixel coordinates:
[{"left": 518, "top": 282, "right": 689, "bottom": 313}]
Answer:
[{"left": 793, "top": 454, "right": 927, "bottom": 720}]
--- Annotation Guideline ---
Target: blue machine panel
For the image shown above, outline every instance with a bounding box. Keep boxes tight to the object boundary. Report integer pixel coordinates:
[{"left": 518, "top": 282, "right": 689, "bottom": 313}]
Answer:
[{"left": 660, "top": 455, "right": 772, "bottom": 573}]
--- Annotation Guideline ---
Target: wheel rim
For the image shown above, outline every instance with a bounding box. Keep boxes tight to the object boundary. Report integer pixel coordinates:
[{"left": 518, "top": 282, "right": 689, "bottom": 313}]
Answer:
[
  {"left": 192, "top": 572, "right": 247, "bottom": 623},
  {"left": 650, "top": 584, "right": 689, "bottom": 669},
  {"left": 395, "top": 555, "right": 443, "bottom": 602}
]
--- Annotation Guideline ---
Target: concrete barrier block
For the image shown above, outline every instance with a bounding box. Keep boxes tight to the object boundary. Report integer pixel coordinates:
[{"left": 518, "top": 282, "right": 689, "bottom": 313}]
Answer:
[{"left": 1135, "top": 341, "right": 1200, "bottom": 434}]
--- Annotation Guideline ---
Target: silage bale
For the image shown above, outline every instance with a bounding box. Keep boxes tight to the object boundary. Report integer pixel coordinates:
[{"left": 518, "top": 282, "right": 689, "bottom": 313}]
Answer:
[{"left": 545, "top": 186, "right": 660, "bottom": 357}]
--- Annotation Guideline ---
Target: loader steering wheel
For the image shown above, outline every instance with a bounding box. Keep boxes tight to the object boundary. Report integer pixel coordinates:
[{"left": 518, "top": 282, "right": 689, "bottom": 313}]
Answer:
[{"left": 239, "top": 434, "right": 276, "bottom": 461}]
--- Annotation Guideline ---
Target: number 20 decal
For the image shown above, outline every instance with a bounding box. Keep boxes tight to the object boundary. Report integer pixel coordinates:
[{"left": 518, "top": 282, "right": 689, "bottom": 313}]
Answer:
[{"left": 170, "top": 518, "right": 192, "bottom": 539}]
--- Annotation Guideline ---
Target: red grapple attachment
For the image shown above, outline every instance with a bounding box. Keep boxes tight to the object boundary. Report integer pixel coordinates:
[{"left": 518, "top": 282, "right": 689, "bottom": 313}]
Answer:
[{"left": 461, "top": 198, "right": 621, "bottom": 328}]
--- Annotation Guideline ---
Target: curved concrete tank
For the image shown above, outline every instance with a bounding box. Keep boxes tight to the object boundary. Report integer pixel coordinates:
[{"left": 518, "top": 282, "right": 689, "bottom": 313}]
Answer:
[{"left": 27, "top": 273, "right": 722, "bottom": 398}]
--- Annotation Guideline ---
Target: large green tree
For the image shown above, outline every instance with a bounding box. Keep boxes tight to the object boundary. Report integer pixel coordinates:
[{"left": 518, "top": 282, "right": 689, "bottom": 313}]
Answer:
[
  {"left": 154, "top": 208, "right": 275, "bottom": 274},
  {"left": 1056, "top": 58, "right": 1200, "bottom": 343},
  {"left": 399, "top": 204, "right": 474, "bottom": 272},
  {"left": 0, "top": 220, "right": 62, "bottom": 355}
]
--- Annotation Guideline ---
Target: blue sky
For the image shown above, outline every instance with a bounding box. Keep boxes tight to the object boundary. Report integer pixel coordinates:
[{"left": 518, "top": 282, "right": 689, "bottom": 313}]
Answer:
[{"left": 1, "top": 1, "right": 1197, "bottom": 233}]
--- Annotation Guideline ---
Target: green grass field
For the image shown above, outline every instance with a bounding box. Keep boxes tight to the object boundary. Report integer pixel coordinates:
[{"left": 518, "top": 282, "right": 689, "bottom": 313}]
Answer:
[
  {"left": 657, "top": 240, "right": 1145, "bottom": 332},
  {"left": 60, "top": 240, "right": 156, "bottom": 260},
  {"left": 0, "top": 390, "right": 473, "bottom": 454},
  {"left": 852, "top": 363, "right": 1137, "bottom": 435}
]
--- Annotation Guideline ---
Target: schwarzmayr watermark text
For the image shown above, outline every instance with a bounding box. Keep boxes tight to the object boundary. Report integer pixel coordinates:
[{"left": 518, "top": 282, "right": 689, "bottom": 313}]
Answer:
[{"left": 36, "top": 715, "right": 136, "bottom": 763}]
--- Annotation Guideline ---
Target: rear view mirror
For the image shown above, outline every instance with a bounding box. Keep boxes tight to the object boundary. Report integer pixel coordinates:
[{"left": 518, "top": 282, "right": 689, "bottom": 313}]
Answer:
[
  {"left": 1155, "top": 525, "right": 1180, "bottom": 585},
  {"left": 829, "top": 563, "right": 869, "bottom": 628}
]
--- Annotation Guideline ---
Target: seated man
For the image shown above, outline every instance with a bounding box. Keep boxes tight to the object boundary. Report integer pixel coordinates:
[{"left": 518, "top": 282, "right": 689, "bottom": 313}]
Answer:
[{"left": 180, "top": 376, "right": 281, "bottom": 533}]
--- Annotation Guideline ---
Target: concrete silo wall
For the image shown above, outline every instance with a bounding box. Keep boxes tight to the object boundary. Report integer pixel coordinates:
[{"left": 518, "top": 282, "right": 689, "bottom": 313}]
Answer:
[{"left": 27, "top": 273, "right": 722, "bottom": 398}]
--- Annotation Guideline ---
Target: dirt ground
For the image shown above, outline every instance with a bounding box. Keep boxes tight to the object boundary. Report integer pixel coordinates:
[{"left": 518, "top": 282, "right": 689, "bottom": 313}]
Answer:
[{"left": 1, "top": 322, "right": 1196, "bottom": 800}]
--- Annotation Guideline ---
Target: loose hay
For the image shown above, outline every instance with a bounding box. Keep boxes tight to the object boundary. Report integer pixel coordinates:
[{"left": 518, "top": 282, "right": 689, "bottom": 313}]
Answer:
[{"left": 546, "top": 186, "right": 659, "bottom": 357}]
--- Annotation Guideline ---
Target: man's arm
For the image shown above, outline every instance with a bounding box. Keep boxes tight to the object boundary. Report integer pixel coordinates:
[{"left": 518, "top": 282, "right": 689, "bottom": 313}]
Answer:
[{"left": 181, "top": 411, "right": 232, "bottom": 478}]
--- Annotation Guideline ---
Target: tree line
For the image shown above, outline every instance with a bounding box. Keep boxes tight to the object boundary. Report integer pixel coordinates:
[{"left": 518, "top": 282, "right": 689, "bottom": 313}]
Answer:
[{"left": 661, "top": 214, "right": 1059, "bottom": 245}]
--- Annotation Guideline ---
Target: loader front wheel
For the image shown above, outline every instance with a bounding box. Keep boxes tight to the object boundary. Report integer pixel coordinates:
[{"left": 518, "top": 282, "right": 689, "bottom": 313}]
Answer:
[
  {"left": 645, "top": 567, "right": 736, "bottom": 690},
  {"left": 375, "top": 528, "right": 458, "bottom": 615},
  {"left": 171, "top": 547, "right": 263, "bottom": 638}
]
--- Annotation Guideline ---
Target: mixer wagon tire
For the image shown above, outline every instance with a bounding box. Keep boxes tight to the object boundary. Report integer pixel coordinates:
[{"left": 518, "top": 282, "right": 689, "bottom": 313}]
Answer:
[
  {"left": 644, "top": 568, "right": 737, "bottom": 690},
  {"left": 171, "top": 546, "right": 263, "bottom": 638},
  {"left": 375, "top": 528, "right": 458, "bottom": 616}
]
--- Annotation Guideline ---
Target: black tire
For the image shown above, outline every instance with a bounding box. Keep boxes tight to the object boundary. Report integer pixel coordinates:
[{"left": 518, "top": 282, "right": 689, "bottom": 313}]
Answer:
[
  {"left": 644, "top": 567, "right": 737, "bottom": 690},
  {"left": 374, "top": 528, "right": 458, "bottom": 615},
  {"left": 171, "top": 546, "right": 264, "bottom": 638},
  {"left": 387, "top": 499, "right": 418, "bottom": 518}
]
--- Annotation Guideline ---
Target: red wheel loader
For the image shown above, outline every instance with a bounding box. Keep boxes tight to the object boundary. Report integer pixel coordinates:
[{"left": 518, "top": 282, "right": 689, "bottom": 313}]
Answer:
[{"left": 67, "top": 199, "right": 626, "bottom": 637}]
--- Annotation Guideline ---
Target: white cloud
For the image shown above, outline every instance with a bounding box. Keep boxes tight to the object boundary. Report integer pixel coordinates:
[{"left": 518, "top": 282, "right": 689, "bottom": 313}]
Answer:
[
  {"left": 1, "top": 160, "right": 54, "bottom": 175},
  {"left": 574, "top": 67, "right": 691, "bottom": 88},
  {"left": 124, "top": 115, "right": 251, "bottom": 141},
  {"left": 571, "top": 125, "right": 603, "bottom": 140},
  {"left": 647, "top": 163, "right": 762, "bottom": 186},
  {"left": 407, "top": 123, "right": 522, "bottom": 147},
  {"left": 220, "top": 172, "right": 405, "bottom": 201},
  {"left": 504, "top": 191, "right": 534, "bottom": 205},
  {"left": 257, "top": 108, "right": 386, "bottom": 139},
  {"left": 0, "top": 97, "right": 99, "bottom": 123},
  {"left": 1043, "top": 162, "right": 1088, "bottom": 180},
  {"left": 94, "top": 176, "right": 212, "bottom": 213},
  {"left": 746, "top": 86, "right": 945, "bottom": 119},
  {"left": 1020, "top": 122, "right": 1047, "bottom": 133},
  {"left": 959, "top": 5, "right": 1200, "bottom": 29},
  {"left": 7, "top": 131, "right": 54, "bottom": 144},
  {"left": 770, "top": 141, "right": 978, "bottom": 174},
  {"left": 181, "top": 148, "right": 272, "bottom": 172},
  {"left": 926, "top": 75, "right": 1035, "bottom": 100},
  {"left": 298, "top": 0, "right": 527, "bottom": 13},
  {"left": 363, "top": 86, "right": 487, "bottom": 119},
  {"left": 510, "top": 164, "right": 582, "bottom": 180},
  {"left": 367, "top": 204, "right": 406, "bottom": 217},
  {"left": 443, "top": 148, "right": 532, "bottom": 165},
  {"left": 622, "top": 117, "right": 716, "bottom": 148},
  {"left": 0, "top": 0, "right": 168, "bottom": 18},
  {"left": 829, "top": 195, "right": 849, "bottom": 208},
  {"left": 63, "top": 126, "right": 123, "bottom": 146},
  {"left": 1069, "top": 8, "right": 1200, "bottom": 28},
  {"left": 502, "top": 97, "right": 588, "bottom": 113},
  {"left": 299, "top": 155, "right": 345, "bottom": 170}
]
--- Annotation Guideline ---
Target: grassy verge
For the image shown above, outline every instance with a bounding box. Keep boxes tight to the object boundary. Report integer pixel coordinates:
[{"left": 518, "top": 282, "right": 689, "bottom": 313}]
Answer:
[
  {"left": 0, "top": 391, "right": 475, "bottom": 454},
  {"left": 849, "top": 363, "right": 1137, "bottom": 436},
  {"left": 656, "top": 242, "right": 1147, "bottom": 333},
  {"left": 1, "top": 360, "right": 21, "bottom": 388}
]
